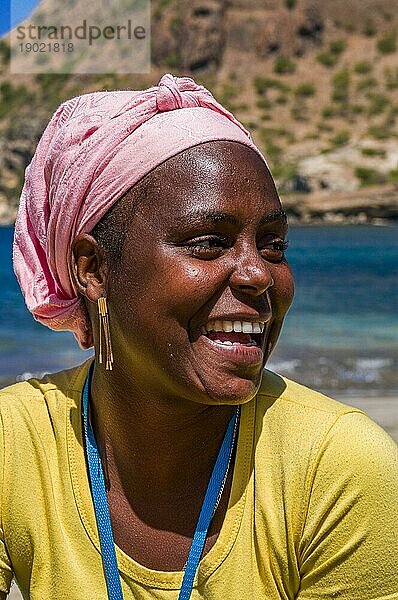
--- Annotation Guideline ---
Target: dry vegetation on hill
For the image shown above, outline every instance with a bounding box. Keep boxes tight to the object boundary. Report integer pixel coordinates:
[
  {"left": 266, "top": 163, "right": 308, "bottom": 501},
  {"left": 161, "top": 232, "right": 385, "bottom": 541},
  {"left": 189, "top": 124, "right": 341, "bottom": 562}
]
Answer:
[{"left": 1, "top": 0, "right": 398, "bottom": 223}]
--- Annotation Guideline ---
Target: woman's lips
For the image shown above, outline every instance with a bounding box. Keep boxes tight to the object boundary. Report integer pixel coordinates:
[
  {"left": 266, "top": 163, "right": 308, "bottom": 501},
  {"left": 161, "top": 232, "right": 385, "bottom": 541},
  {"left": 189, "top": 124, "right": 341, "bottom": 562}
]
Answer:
[{"left": 198, "top": 331, "right": 264, "bottom": 365}]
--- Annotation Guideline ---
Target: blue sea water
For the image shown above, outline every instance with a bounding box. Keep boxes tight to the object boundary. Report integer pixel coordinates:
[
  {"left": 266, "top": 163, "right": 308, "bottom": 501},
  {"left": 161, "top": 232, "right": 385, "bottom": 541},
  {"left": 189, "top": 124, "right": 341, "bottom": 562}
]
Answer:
[
  {"left": 0, "top": 0, "right": 43, "bottom": 37},
  {"left": 1, "top": 224, "right": 397, "bottom": 395}
]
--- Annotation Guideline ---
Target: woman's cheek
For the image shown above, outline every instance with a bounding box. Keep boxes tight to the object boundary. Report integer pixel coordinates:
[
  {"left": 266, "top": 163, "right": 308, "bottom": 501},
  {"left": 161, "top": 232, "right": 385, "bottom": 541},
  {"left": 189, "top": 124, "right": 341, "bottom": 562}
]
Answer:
[
  {"left": 269, "top": 264, "right": 295, "bottom": 319},
  {"left": 163, "top": 261, "right": 221, "bottom": 303}
]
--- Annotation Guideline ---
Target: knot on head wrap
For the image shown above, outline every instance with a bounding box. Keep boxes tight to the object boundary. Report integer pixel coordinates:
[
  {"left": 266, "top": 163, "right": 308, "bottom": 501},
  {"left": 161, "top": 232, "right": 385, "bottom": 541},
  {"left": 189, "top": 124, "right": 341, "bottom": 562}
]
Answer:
[
  {"left": 13, "top": 73, "right": 267, "bottom": 349},
  {"left": 156, "top": 73, "right": 209, "bottom": 111}
]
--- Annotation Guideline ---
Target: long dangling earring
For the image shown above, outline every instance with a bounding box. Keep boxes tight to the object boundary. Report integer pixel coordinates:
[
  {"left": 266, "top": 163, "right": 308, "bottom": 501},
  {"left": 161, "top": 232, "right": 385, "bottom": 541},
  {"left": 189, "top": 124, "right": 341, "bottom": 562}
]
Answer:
[{"left": 97, "top": 297, "right": 114, "bottom": 370}]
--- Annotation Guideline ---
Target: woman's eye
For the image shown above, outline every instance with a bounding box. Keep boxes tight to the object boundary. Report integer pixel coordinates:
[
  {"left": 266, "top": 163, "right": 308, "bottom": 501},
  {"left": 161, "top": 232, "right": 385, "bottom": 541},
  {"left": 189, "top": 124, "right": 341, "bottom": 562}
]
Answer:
[
  {"left": 259, "top": 239, "right": 289, "bottom": 262},
  {"left": 184, "top": 236, "right": 229, "bottom": 257},
  {"left": 181, "top": 236, "right": 288, "bottom": 261}
]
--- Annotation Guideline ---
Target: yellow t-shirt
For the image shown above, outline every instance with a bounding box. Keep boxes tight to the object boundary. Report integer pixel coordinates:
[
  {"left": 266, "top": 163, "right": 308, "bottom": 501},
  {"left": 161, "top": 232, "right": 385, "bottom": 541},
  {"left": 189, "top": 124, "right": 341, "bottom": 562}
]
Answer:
[{"left": 0, "top": 359, "right": 397, "bottom": 599}]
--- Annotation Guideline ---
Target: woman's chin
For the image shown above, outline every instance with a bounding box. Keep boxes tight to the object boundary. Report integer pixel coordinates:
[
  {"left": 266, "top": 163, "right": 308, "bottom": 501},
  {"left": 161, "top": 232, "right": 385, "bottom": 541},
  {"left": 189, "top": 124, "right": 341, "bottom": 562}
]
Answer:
[{"left": 195, "top": 370, "right": 264, "bottom": 406}]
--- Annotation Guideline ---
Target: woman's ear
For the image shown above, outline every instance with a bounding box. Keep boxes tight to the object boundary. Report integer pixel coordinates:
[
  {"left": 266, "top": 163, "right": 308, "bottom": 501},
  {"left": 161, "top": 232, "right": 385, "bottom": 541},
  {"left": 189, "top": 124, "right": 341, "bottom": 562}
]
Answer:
[{"left": 71, "top": 234, "right": 108, "bottom": 302}]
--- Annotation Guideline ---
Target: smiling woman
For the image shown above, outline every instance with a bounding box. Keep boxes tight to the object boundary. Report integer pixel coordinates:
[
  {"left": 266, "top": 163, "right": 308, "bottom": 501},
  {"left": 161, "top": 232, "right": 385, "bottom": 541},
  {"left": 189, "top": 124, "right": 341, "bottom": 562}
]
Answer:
[
  {"left": 81, "top": 142, "right": 293, "bottom": 410},
  {"left": 0, "top": 75, "right": 397, "bottom": 599}
]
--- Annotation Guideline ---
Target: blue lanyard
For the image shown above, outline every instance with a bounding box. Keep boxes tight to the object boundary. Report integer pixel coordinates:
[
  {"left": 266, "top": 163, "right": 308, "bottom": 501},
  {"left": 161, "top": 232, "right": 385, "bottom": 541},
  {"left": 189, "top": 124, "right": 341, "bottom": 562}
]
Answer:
[{"left": 82, "top": 364, "right": 239, "bottom": 599}]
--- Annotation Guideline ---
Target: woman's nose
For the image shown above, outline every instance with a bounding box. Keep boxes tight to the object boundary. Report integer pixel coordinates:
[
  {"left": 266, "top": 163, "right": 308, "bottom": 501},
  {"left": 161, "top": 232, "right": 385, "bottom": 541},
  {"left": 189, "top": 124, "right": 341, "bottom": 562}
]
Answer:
[{"left": 229, "top": 248, "right": 274, "bottom": 296}]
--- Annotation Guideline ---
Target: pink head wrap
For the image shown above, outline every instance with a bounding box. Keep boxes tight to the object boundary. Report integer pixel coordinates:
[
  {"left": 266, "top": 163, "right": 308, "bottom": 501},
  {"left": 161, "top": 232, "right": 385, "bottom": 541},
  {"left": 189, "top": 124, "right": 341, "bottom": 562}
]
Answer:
[{"left": 13, "top": 73, "right": 267, "bottom": 348}]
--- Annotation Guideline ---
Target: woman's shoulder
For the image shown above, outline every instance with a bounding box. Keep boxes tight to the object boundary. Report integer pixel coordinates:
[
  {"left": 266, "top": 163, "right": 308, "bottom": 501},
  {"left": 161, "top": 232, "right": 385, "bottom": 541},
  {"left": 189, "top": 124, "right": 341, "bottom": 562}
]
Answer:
[
  {"left": 0, "top": 359, "right": 92, "bottom": 427},
  {"left": 255, "top": 368, "right": 397, "bottom": 464},
  {"left": 252, "top": 370, "right": 397, "bottom": 533},
  {"left": 251, "top": 372, "right": 398, "bottom": 596},
  {"left": 257, "top": 368, "right": 373, "bottom": 430},
  {"left": 258, "top": 368, "right": 362, "bottom": 416},
  {"left": 0, "top": 360, "right": 92, "bottom": 504}
]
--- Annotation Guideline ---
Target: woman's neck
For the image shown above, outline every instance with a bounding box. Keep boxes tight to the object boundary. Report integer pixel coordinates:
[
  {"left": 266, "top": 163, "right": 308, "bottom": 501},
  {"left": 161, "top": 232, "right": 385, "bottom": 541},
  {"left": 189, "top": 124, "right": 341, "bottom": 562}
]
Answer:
[
  {"left": 89, "top": 362, "right": 235, "bottom": 502},
  {"left": 87, "top": 361, "right": 238, "bottom": 569}
]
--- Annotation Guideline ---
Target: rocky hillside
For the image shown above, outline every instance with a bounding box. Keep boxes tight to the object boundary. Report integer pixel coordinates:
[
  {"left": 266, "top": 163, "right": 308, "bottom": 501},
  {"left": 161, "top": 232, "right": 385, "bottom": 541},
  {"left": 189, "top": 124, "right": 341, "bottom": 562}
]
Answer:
[{"left": 1, "top": 0, "right": 398, "bottom": 224}]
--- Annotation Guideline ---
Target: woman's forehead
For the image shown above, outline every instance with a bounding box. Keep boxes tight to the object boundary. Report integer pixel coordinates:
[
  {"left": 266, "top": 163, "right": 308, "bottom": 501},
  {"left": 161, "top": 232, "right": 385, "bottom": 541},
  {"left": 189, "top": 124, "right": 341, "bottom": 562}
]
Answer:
[
  {"left": 150, "top": 140, "right": 269, "bottom": 181},
  {"left": 136, "top": 140, "right": 281, "bottom": 218}
]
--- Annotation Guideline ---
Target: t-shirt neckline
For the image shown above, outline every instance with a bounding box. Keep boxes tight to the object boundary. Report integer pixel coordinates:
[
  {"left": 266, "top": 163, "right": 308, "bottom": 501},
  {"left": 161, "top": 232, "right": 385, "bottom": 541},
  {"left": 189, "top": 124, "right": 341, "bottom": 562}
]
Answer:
[{"left": 67, "top": 359, "right": 255, "bottom": 590}]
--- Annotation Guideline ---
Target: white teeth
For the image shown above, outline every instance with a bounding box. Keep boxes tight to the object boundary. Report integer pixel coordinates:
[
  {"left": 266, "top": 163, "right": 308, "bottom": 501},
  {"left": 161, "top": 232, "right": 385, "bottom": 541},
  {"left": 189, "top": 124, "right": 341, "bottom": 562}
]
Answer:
[
  {"left": 222, "top": 321, "right": 233, "bottom": 332},
  {"left": 233, "top": 321, "right": 242, "bottom": 332},
  {"left": 213, "top": 339, "right": 258, "bottom": 347},
  {"left": 203, "top": 319, "right": 267, "bottom": 334},
  {"left": 242, "top": 321, "right": 253, "bottom": 333}
]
